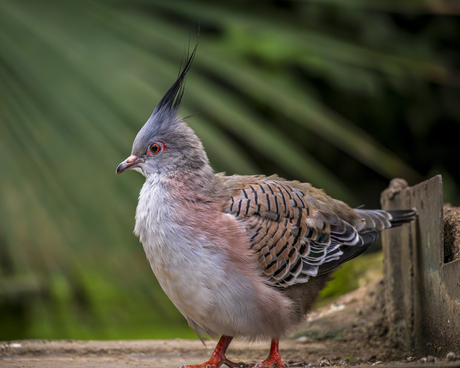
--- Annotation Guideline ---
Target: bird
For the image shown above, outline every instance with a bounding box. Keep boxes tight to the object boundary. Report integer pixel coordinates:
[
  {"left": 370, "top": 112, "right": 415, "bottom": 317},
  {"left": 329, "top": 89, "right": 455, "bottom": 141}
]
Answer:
[{"left": 116, "top": 46, "right": 416, "bottom": 368}]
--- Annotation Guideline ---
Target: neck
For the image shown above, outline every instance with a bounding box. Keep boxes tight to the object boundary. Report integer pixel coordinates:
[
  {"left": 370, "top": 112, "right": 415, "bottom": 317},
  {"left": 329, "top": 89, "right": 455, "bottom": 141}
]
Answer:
[
  {"left": 171, "top": 165, "right": 218, "bottom": 200},
  {"left": 147, "top": 163, "right": 218, "bottom": 201}
]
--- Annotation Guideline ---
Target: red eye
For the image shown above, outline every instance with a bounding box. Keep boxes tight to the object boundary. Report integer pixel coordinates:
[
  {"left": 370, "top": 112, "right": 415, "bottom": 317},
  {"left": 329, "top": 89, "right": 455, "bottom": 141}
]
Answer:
[{"left": 147, "top": 142, "right": 166, "bottom": 156}]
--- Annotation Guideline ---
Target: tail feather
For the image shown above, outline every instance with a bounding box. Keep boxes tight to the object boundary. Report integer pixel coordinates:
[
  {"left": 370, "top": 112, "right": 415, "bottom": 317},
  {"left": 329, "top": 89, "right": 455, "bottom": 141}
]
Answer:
[
  {"left": 387, "top": 209, "right": 417, "bottom": 227},
  {"left": 354, "top": 209, "right": 391, "bottom": 232},
  {"left": 354, "top": 208, "right": 417, "bottom": 232},
  {"left": 317, "top": 208, "right": 416, "bottom": 277}
]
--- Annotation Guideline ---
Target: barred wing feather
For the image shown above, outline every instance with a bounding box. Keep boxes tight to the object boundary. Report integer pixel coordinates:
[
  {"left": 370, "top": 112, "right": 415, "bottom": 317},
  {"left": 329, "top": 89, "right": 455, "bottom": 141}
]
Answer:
[{"left": 223, "top": 178, "right": 364, "bottom": 288}]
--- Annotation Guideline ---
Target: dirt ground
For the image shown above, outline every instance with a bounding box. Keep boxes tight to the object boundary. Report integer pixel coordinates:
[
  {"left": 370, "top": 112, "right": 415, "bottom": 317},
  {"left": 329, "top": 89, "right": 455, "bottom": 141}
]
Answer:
[
  {"left": 0, "top": 337, "right": 458, "bottom": 368},
  {"left": 1, "top": 279, "right": 459, "bottom": 368}
]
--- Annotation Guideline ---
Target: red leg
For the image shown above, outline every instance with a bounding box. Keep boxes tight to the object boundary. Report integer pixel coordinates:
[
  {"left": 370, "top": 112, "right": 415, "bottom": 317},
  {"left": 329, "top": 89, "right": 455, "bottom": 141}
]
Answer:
[
  {"left": 179, "top": 335, "right": 243, "bottom": 368},
  {"left": 252, "top": 339, "right": 286, "bottom": 368}
]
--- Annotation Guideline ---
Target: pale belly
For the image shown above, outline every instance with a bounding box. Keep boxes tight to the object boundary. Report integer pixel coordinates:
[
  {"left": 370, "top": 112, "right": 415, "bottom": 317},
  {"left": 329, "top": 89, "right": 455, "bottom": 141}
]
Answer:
[
  {"left": 143, "top": 232, "right": 222, "bottom": 326},
  {"left": 141, "top": 231, "right": 266, "bottom": 337},
  {"left": 133, "top": 178, "right": 289, "bottom": 339}
]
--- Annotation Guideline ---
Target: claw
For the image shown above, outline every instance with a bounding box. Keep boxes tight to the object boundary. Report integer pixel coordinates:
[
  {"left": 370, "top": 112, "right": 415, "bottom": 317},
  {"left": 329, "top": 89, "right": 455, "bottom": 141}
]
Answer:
[
  {"left": 251, "top": 339, "right": 286, "bottom": 368},
  {"left": 179, "top": 335, "right": 244, "bottom": 368}
]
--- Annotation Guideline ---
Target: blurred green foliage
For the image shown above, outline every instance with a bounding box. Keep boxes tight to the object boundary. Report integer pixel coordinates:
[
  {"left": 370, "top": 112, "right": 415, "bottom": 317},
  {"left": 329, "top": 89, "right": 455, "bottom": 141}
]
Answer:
[
  {"left": 316, "top": 251, "right": 384, "bottom": 309},
  {"left": 0, "top": 0, "right": 459, "bottom": 340}
]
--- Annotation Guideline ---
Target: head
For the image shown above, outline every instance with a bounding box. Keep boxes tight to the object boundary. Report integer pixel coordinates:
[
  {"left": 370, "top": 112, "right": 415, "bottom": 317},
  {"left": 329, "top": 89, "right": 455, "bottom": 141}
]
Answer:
[{"left": 116, "top": 46, "right": 209, "bottom": 178}]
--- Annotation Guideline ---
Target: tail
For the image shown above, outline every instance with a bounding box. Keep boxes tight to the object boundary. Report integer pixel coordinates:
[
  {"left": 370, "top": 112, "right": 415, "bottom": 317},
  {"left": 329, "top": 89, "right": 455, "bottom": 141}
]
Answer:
[
  {"left": 354, "top": 208, "right": 417, "bottom": 232},
  {"left": 386, "top": 209, "right": 417, "bottom": 227},
  {"left": 316, "top": 208, "right": 416, "bottom": 276}
]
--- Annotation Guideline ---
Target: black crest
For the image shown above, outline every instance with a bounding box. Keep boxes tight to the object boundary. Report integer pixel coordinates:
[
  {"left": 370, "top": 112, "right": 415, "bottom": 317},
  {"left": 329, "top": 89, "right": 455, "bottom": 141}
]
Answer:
[
  {"left": 130, "top": 43, "right": 199, "bottom": 156},
  {"left": 154, "top": 44, "right": 197, "bottom": 115}
]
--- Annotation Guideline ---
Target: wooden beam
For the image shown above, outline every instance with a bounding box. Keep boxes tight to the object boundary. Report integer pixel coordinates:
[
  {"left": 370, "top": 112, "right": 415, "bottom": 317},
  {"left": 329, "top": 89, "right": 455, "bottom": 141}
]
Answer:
[{"left": 381, "top": 175, "right": 460, "bottom": 356}]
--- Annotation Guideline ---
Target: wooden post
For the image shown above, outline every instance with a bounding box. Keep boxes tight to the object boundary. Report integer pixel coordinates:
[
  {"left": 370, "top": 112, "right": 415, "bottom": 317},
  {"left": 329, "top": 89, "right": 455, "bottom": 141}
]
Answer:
[{"left": 381, "top": 175, "right": 460, "bottom": 356}]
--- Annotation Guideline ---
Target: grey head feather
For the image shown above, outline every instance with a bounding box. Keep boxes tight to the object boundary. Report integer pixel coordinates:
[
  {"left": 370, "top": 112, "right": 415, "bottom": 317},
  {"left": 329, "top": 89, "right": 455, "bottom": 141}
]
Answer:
[
  {"left": 127, "top": 44, "right": 215, "bottom": 185},
  {"left": 131, "top": 44, "right": 197, "bottom": 158}
]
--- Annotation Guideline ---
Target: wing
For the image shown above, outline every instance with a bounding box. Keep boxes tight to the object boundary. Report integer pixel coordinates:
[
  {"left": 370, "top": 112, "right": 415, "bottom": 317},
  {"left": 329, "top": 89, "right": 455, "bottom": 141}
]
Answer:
[{"left": 222, "top": 176, "right": 367, "bottom": 288}]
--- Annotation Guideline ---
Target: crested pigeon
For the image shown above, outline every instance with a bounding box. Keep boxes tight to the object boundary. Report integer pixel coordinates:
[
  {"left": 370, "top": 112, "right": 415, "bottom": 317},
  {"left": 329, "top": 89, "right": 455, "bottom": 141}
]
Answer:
[{"left": 116, "top": 47, "right": 416, "bottom": 368}]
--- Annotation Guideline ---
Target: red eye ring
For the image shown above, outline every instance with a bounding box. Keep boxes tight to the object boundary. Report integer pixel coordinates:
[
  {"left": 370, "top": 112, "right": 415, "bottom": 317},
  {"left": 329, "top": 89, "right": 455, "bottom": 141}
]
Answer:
[{"left": 147, "top": 142, "right": 166, "bottom": 156}]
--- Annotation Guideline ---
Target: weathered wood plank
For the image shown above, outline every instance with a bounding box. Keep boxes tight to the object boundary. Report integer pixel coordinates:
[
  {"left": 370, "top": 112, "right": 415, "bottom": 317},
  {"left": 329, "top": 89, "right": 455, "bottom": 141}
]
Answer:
[{"left": 381, "top": 175, "right": 460, "bottom": 356}]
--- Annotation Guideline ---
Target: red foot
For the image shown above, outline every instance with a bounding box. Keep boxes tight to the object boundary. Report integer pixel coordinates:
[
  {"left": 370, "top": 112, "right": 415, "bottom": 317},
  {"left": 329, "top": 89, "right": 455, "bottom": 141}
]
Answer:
[
  {"left": 179, "top": 357, "right": 245, "bottom": 368},
  {"left": 179, "top": 335, "right": 248, "bottom": 368},
  {"left": 251, "top": 339, "right": 287, "bottom": 368},
  {"left": 179, "top": 357, "right": 243, "bottom": 368}
]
